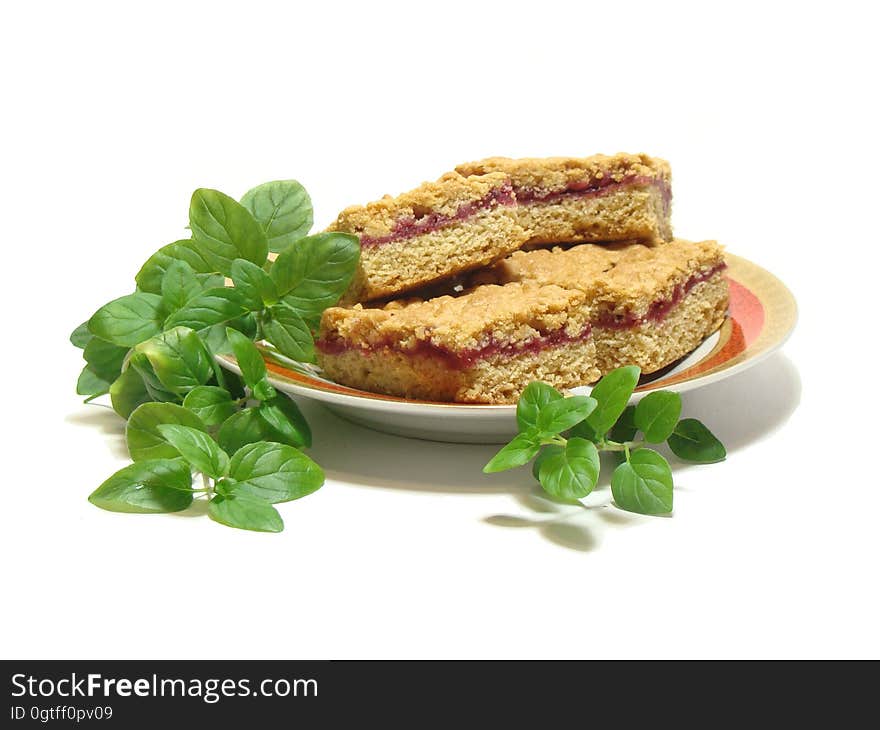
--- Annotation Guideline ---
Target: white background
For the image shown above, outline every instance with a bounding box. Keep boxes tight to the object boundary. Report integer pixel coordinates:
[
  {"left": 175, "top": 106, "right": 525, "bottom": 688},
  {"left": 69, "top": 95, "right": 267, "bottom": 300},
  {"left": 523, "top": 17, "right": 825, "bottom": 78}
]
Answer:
[{"left": 2, "top": 1, "right": 878, "bottom": 658}]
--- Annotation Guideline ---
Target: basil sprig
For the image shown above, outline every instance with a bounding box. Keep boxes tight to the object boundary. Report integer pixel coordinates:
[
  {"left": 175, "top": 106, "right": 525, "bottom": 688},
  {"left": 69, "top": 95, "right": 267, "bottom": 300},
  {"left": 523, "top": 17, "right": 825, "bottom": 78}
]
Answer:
[
  {"left": 484, "top": 367, "right": 726, "bottom": 514},
  {"left": 72, "top": 180, "right": 360, "bottom": 532}
]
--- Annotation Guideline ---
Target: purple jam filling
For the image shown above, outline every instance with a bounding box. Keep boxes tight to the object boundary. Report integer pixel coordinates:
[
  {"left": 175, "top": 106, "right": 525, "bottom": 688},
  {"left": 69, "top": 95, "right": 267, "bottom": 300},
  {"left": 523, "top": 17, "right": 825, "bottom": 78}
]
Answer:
[
  {"left": 358, "top": 183, "right": 516, "bottom": 248},
  {"left": 318, "top": 265, "right": 727, "bottom": 370},
  {"left": 594, "top": 263, "right": 727, "bottom": 330},
  {"left": 317, "top": 323, "right": 594, "bottom": 371},
  {"left": 516, "top": 174, "right": 672, "bottom": 214}
]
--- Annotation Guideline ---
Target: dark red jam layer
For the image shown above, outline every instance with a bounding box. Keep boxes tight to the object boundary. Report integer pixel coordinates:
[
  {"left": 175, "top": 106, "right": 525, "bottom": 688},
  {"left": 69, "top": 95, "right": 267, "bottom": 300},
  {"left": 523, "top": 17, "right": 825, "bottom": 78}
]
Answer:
[
  {"left": 359, "top": 182, "right": 516, "bottom": 248},
  {"left": 515, "top": 175, "right": 672, "bottom": 214},
  {"left": 318, "top": 265, "right": 726, "bottom": 370},
  {"left": 593, "top": 263, "right": 727, "bottom": 330},
  {"left": 317, "top": 323, "right": 593, "bottom": 371}
]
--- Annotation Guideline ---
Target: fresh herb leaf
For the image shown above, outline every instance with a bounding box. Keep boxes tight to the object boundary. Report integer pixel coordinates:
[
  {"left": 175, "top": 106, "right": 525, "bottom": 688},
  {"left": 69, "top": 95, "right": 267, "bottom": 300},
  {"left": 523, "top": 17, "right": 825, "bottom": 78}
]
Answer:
[
  {"left": 261, "top": 303, "right": 315, "bottom": 362},
  {"left": 83, "top": 337, "right": 128, "bottom": 384},
  {"left": 89, "top": 459, "right": 194, "bottom": 513},
  {"left": 135, "top": 240, "right": 214, "bottom": 294},
  {"left": 532, "top": 444, "right": 563, "bottom": 481},
  {"left": 252, "top": 379, "right": 277, "bottom": 403},
  {"left": 126, "top": 402, "right": 207, "bottom": 461},
  {"left": 634, "top": 391, "right": 682, "bottom": 443},
  {"left": 569, "top": 420, "right": 600, "bottom": 443},
  {"left": 225, "top": 327, "right": 267, "bottom": 390},
  {"left": 537, "top": 437, "right": 600, "bottom": 500},
  {"left": 230, "top": 258, "right": 278, "bottom": 310},
  {"left": 88, "top": 292, "right": 164, "bottom": 347},
  {"left": 611, "top": 448, "right": 674, "bottom": 515},
  {"left": 257, "top": 395, "right": 311, "bottom": 448},
  {"left": 76, "top": 365, "right": 112, "bottom": 398},
  {"left": 127, "top": 352, "right": 179, "bottom": 402},
  {"left": 585, "top": 365, "right": 641, "bottom": 437},
  {"left": 483, "top": 432, "right": 541, "bottom": 473},
  {"left": 160, "top": 259, "right": 202, "bottom": 315},
  {"left": 536, "top": 396, "right": 597, "bottom": 436},
  {"left": 667, "top": 419, "right": 727, "bottom": 463},
  {"left": 189, "top": 188, "right": 268, "bottom": 274},
  {"left": 70, "top": 321, "right": 93, "bottom": 349},
  {"left": 156, "top": 424, "right": 229, "bottom": 479},
  {"left": 516, "top": 381, "right": 563, "bottom": 432},
  {"left": 216, "top": 408, "right": 275, "bottom": 455},
  {"left": 270, "top": 232, "right": 360, "bottom": 326},
  {"left": 182, "top": 386, "right": 237, "bottom": 426},
  {"left": 227, "top": 441, "right": 324, "bottom": 503},
  {"left": 109, "top": 367, "right": 152, "bottom": 418},
  {"left": 240, "top": 180, "right": 313, "bottom": 253},
  {"left": 163, "top": 287, "right": 248, "bottom": 332},
  {"left": 608, "top": 405, "right": 638, "bottom": 443},
  {"left": 134, "top": 326, "right": 213, "bottom": 395},
  {"left": 208, "top": 492, "right": 283, "bottom": 533}
]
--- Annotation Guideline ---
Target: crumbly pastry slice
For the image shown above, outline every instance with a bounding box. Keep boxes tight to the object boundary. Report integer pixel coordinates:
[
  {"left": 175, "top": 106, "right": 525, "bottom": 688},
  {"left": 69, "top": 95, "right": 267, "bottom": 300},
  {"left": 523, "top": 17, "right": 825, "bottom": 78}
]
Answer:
[
  {"left": 455, "top": 153, "right": 672, "bottom": 245},
  {"left": 471, "top": 239, "right": 728, "bottom": 375},
  {"left": 328, "top": 171, "right": 528, "bottom": 304},
  {"left": 316, "top": 282, "right": 601, "bottom": 404}
]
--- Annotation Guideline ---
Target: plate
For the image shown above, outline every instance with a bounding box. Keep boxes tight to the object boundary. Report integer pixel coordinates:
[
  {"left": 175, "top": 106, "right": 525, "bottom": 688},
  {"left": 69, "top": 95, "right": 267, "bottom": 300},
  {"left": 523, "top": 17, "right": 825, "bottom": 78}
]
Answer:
[{"left": 217, "top": 254, "right": 797, "bottom": 443}]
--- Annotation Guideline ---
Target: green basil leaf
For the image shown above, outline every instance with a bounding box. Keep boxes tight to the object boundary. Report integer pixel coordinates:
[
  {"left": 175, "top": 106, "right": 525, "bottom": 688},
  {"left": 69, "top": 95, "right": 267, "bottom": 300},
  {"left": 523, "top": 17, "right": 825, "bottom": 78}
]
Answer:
[
  {"left": 83, "top": 337, "right": 128, "bottom": 383},
  {"left": 225, "top": 327, "right": 267, "bottom": 390},
  {"left": 88, "top": 292, "right": 164, "bottom": 347},
  {"left": 667, "top": 419, "right": 726, "bottom": 463},
  {"left": 189, "top": 188, "right": 268, "bottom": 274},
  {"left": 76, "top": 365, "right": 112, "bottom": 398},
  {"left": 608, "top": 405, "right": 638, "bottom": 443},
  {"left": 536, "top": 396, "right": 597, "bottom": 436},
  {"left": 532, "top": 444, "right": 563, "bottom": 481},
  {"left": 230, "top": 258, "right": 278, "bottom": 309},
  {"left": 634, "top": 391, "right": 682, "bottom": 444},
  {"left": 568, "top": 420, "right": 600, "bottom": 443},
  {"left": 240, "top": 180, "right": 313, "bottom": 253},
  {"left": 252, "top": 378, "right": 277, "bottom": 402},
  {"left": 611, "top": 448, "right": 674, "bottom": 515},
  {"left": 156, "top": 424, "right": 228, "bottom": 479},
  {"left": 163, "top": 287, "right": 248, "bottom": 332},
  {"left": 257, "top": 395, "right": 311, "bottom": 448},
  {"left": 127, "top": 351, "right": 178, "bottom": 402},
  {"left": 109, "top": 367, "right": 152, "bottom": 418},
  {"left": 160, "top": 259, "right": 202, "bottom": 315},
  {"left": 200, "top": 313, "right": 258, "bottom": 356},
  {"left": 70, "top": 321, "right": 93, "bottom": 349},
  {"left": 126, "top": 402, "right": 207, "bottom": 461},
  {"left": 585, "top": 365, "right": 641, "bottom": 437},
  {"left": 537, "top": 437, "right": 600, "bottom": 500},
  {"left": 216, "top": 408, "right": 275, "bottom": 455},
  {"left": 182, "top": 386, "right": 237, "bottom": 426},
  {"left": 517, "top": 381, "right": 563, "bottom": 432},
  {"left": 227, "top": 441, "right": 324, "bottom": 503},
  {"left": 208, "top": 493, "right": 283, "bottom": 533},
  {"left": 261, "top": 303, "right": 315, "bottom": 362},
  {"left": 134, "top": 326, "right": 213, "bottom": 395},
  {"left": 136, "top": 240, "right": 215, "bottom": 294},
  {"left": 89, "top": 459, "right": 194, "bottom": 513},
  {"left": 271, "top": 232, "right": 360, "bottom": 325},
  {"left": 483, "top": 432, "right": 541, "bottom": 474}
]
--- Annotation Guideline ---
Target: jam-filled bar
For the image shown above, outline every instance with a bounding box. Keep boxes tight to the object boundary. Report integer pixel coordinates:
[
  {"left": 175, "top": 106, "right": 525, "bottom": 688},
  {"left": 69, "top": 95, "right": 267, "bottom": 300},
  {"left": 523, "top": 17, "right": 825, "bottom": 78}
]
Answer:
[
  {"left": 472, "top": 239, "right": 728, "bottom": 375},
  {"left": 455, "top": 153, "right": 672, "bottom": 245},
  {"left": 329, "top": 171, "right": 528, "bottom": 304},
  {"left": 316, "top": 282, "right": 601, "bottom": 404}
]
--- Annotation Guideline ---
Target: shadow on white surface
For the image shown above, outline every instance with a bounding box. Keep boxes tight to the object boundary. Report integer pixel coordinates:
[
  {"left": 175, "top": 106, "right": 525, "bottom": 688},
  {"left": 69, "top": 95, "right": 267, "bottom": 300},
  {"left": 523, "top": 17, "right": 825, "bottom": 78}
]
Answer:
[
  {"left": 306, "top": 352, "right": 800, "bottom": 551},
  {"left": 65, "top": 404, "right": 129, "bottom": 459}
]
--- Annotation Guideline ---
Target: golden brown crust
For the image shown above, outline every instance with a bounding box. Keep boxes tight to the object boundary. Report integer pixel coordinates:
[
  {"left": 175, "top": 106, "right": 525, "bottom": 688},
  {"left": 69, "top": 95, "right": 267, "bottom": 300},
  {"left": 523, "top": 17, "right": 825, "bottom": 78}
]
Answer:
[
  {"left": 455, "top": 153, "right": 670, "bottom": 192},
  {"left": 321, "top": 281, "right": 591, "bottom": 353},
  {"left": 473, "top": 239, "right": 724, "bottom": 316},
  {"left": 327, "top": 171, "right": 513, "bottom": 239}
]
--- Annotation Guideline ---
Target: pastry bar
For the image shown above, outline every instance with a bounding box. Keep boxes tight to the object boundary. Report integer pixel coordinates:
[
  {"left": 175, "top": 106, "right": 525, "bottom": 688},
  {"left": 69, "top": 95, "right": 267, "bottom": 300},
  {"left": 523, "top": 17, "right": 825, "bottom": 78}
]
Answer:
[
  {"left": 455, "top": 153, "right": 672, "bottom": 245},
  {"left": 472, "top": 239, "right": 728, "bottom": 375},
  {"left": 329, "top": 171, "right": 528, "bottom": 304},
  {"left": 316, "top": 282, "right": 601, "bottom": 404}
]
